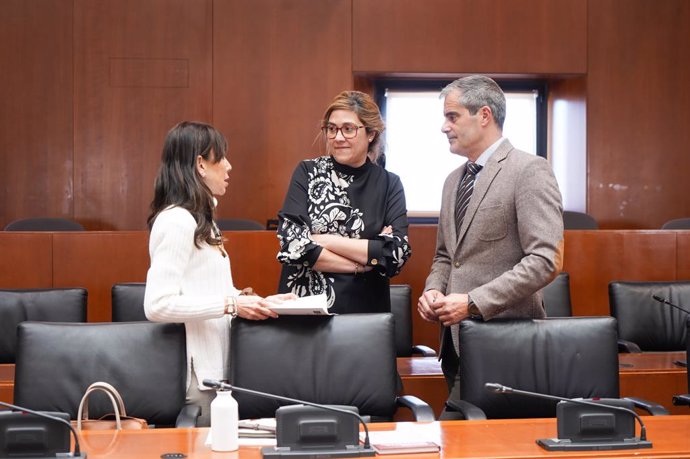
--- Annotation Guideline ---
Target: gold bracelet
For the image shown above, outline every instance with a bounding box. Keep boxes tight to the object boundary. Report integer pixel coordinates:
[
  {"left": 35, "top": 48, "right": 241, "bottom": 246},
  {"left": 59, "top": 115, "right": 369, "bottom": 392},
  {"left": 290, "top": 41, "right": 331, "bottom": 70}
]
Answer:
[{"left": 354, "top": 262, "right": 360, "bottom": 275}]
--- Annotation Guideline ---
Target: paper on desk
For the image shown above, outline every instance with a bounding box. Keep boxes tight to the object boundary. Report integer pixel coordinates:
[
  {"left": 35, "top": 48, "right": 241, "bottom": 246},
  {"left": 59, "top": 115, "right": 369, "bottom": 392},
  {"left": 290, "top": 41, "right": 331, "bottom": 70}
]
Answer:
[
  {"left": 268, "top": 294, "right": 333, "bottom": 315},
  {"left": 238, "top": 418, "right": 276, "bottom": 437},
  {"left": 205, "top": 429, "right": 277, "bottom": 447},
  {"left": 360, "top": 422, "right": 442, "bottom": 446}
]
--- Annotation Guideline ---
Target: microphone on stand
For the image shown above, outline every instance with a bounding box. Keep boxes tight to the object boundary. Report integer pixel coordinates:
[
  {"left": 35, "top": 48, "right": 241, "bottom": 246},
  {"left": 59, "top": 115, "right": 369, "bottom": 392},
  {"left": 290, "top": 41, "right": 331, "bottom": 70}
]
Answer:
[
  {"left": 202, "top": 379, "right": 375, "bottom": 458},
  {"left": 0, "top": 400, "right": 86, "bottom": 458},
  {"left": 484, "top": 382, "right": 652, "bottom": 451},
  {"left": 652, "top": 294, "right": 690, "bottom": 315}
]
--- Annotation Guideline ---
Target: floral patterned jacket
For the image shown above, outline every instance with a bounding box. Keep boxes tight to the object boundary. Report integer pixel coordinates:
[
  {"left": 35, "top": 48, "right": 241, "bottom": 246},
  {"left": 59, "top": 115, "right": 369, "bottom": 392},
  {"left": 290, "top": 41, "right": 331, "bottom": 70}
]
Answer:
[{"left": 276, "top": 156, "right": 412, "bottom": 313}]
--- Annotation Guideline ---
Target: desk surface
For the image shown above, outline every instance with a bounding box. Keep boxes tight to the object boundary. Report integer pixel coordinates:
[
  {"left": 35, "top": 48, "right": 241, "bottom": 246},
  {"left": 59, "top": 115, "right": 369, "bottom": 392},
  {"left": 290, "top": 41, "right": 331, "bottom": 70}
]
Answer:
[
  {"left": 618, "top": 351, "right": 687, "bottom": 373},
  {"left": 396, "top": 352, "right": 688, "bottom": 376},
  {"left": 396, "top": 353, "right": 689, "bottom": 417},
  {"left": 77, "top": 416, "right": 690, "bottom": 459}
]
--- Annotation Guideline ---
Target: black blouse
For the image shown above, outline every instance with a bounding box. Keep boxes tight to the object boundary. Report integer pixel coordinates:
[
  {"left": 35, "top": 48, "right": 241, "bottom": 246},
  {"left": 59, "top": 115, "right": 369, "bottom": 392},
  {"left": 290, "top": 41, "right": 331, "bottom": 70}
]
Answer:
[{"left": 276, "top": 155, "right": 412, "bottom": 314}]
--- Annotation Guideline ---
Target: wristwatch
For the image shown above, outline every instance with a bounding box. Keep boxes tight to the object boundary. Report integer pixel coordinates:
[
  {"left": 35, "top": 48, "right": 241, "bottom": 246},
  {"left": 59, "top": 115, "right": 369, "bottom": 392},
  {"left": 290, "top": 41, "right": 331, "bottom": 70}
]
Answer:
[
  {"left": 224, "top": 296, "right": 239, "bottom": 318},
  {"left": 468, "top": 295, "right": 483, "bottom": 319}
]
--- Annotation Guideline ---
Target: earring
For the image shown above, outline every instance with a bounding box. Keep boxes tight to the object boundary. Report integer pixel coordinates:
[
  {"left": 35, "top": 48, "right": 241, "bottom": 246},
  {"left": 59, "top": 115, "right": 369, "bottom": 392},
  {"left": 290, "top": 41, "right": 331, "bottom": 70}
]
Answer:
[{"left": 200, "top": 172, "right": 206, "bottom": 178}]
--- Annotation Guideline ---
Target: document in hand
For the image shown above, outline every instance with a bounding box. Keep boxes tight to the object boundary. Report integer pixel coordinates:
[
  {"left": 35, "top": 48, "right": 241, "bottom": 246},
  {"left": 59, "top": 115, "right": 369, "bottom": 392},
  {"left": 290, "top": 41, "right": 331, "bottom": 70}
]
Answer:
[{"left": 268, "top": 294, "right": 333, "bottom": 315}]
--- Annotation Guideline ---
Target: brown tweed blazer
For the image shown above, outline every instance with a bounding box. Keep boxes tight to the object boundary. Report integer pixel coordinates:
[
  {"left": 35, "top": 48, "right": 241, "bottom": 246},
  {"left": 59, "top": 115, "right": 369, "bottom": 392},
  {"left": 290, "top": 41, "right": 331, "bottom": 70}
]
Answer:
[{"left": 424, "top": 139, "right": 564, "bottom": 356}]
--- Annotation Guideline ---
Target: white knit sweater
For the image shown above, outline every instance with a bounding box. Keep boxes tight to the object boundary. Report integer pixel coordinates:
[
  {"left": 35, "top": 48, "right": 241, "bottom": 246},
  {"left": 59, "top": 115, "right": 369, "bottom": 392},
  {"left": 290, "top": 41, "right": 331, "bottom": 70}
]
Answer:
[{"left": 144, "top": 206, "right": 239, "bottom": 392}]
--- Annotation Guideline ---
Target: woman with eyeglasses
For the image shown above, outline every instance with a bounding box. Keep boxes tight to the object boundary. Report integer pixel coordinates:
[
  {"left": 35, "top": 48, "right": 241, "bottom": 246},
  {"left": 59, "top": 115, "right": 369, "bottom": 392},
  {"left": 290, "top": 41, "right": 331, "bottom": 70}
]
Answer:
[{"left": 276, "top": 91, "right": 412, "bottom": 314}]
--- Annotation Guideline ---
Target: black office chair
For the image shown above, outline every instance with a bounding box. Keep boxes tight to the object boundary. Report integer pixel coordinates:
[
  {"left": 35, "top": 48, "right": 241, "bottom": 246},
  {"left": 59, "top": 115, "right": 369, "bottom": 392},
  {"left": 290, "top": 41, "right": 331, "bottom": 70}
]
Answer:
[
  {"left": 442, "top": 317, "right": 668, "bottom": 420},
  {"left": 14, "top": 321, "right": 198, "bottom": 427},
  {"left": 216, "top": 218, "right": 264, "bottom": 231},
  {"left": 609, "top": 281, "right": 690, "bottom": 352},
  {"left": 563, "top": 211, "right": 598, "bottom": 230},
  {"left": 661, "top": 218, "right": 690, "bottom": 230},
  {"left": 390, "top": 285, "right": 436, "bottom": 357},
  {"left": 111, "top": 282, "right": 148, "bottom": 322},
  {"left": 4, "top": 218, "right": 85, "bottom": 231},
  {"left": 230, "top": 313, "right": 435, "bottom": 422},
  {"left": 672, "top": 319, "right": 690, "bottom": 407},
  {"left": 541, "top": 272, "right": 573, "bottom": 317},
  {"left": 0, "top": 288, "right": 87, "bottom": 363}
]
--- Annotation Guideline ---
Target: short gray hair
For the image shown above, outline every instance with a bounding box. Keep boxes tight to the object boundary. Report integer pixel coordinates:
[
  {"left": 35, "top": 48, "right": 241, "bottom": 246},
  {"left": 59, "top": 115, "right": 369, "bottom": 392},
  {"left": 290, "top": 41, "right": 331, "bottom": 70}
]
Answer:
[{"left": 440, "top": 75, "right": 506, "bottom": 130}]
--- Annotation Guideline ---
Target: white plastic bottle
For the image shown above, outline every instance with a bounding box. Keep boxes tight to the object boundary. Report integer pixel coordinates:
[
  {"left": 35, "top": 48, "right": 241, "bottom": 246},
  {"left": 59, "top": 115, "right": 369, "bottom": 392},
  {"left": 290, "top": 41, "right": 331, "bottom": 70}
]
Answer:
[{"left": 210, "top": 389, "right": 239, "bottom": 451}]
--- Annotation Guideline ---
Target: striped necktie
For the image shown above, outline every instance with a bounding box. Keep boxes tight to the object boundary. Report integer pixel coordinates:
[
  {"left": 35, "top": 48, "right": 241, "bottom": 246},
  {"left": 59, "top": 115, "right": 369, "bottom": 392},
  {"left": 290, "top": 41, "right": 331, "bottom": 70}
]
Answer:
[
  {"left": 451, "top": 161, "right": 482, "bottom": 354},
  {"left": 454, "top": 161, "right": 482, "bottom": 238}
]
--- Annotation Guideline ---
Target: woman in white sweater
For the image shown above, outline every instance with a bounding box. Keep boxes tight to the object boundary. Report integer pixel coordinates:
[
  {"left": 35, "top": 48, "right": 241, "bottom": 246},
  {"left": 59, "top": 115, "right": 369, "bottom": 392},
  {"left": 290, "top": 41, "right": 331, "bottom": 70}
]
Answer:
[{"left": 144, "top": 121, "right": 294, "bottom": 426}]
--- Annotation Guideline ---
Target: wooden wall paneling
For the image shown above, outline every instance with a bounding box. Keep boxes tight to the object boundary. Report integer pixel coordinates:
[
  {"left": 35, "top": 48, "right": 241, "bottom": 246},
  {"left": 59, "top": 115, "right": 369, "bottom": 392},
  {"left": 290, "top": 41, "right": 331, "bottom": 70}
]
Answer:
[
  {"left": 47, "top": 231, "right": 281, "bottom": 322},
  {"left": 1, "top": 229, "right": 688, "bottom": 327},
  {"left": 0, "top": 1, "right": 74, "bottom": 230},
  {"left": 563, "top": 230, "right": 678, "bottom": 316},
  {"left": 52, "top": 232, "right": 149, "bottom": 322},
  {"left": 223, "top": 231, "right": 282, "bottom": 297},
  {"left": 587, "top": 0, "right": 690, "bottom": 229},
  {"left": 678, "top": 232, "right": 690, "bottom": 280},
  {"left": 0, "top": 234, "right": 53, "bottom": 288},
  {"left": 73, "top": 0, "right": 213, "bottom": 230},
  {"left": 213, "top": 0, "right": 353, "bottom": 226},
  {"left": 353, "top": 0, "right": 587, "bottom": 74}
]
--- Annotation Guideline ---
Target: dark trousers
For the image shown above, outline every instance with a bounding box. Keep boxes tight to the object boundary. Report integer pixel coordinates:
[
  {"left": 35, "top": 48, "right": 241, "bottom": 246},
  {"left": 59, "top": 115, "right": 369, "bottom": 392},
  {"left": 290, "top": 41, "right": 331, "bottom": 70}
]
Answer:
[{"left": 439, "top": 330, "right": 463, "bottom": 419}]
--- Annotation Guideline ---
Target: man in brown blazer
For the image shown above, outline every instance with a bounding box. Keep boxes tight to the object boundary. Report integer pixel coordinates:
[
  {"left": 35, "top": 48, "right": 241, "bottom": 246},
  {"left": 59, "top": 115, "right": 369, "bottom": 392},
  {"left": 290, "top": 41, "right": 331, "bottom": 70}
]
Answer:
[{"left": 417, "top": 75, "right": 564, "bottom": 403}]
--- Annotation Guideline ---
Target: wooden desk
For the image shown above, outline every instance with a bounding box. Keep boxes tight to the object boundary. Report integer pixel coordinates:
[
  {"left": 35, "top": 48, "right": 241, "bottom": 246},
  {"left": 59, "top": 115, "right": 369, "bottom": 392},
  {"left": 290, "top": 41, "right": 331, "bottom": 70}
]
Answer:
[
  {"left": 75, "top": 416, "right": 690, "bottom": 458},
  {"left": 0, "top": 364, "right": 13, "bottom": 405},
  {"left": 397, "top": 353, "right": 690, "bottom": 418},
  {"left": 396, "top": 357, "right": 447, "bottom": 420},
  {"left": 619, "top": 351, "right": 688, "bottom": 415}
]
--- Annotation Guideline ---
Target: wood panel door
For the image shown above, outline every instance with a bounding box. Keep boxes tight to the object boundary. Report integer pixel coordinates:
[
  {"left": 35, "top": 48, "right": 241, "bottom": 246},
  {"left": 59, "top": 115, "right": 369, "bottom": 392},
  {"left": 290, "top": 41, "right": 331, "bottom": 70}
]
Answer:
[
  {"left": 213, "top": 0, "right": 353, "bottom": 226},
  {"left": 73, "top": 0, "right": 214, "bottom": 230},
  {"left": 587, "top": 0, "right": 690, "bottom": 228}
]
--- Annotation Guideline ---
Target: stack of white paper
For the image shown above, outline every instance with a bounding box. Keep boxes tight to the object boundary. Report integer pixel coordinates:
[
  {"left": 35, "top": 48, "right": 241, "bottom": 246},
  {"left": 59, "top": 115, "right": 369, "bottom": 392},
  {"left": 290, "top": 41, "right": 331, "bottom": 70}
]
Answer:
[{"left": 268, "top": 294, "right": 332, "bottom": 315}]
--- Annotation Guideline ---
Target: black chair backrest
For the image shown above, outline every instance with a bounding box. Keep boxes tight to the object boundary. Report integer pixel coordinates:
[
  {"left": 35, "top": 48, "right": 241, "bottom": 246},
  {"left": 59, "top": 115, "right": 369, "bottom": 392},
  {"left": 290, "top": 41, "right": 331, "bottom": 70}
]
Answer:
[
  {"left": 458, "top": 317, "right": 619, "bottom": 419},
  {"left": 609, "top": 281, "right": 690, "bottom": 351},
  {"left": 390, "top": 284, "right": 414, "bottom": 357},
  {"left": 563, "top": 211, "right": 598, "bottom": 230},
  {"left": 0, "top": 288, "right": 87, "bottom": 363},
  {"left": 541, "top": 272, "right": 572, "bottom": 317},
  {"left": 230, "top": 314, "right": 398, "bottom": 420},
  {"left": 661, "top": 218, "right": 690, "bottom": 230},
  {"left": 14, "top": 322, "right": 186, "bottom": 426},
  {"left": 216, "top": 218, "right": 264, "bottom": 231},
  {"left": 111, "top": 282, "right": 148, "bottom": 322},
  {"left": 4, "top": 218, "right": 85, "bottom": 231}
]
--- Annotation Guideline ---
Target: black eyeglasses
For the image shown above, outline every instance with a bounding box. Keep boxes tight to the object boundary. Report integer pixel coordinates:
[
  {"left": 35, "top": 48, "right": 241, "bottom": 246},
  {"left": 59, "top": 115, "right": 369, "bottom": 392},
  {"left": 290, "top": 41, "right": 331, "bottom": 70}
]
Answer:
[{"left": 322, "top": 123, "right": 365, "bottom": 139}]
